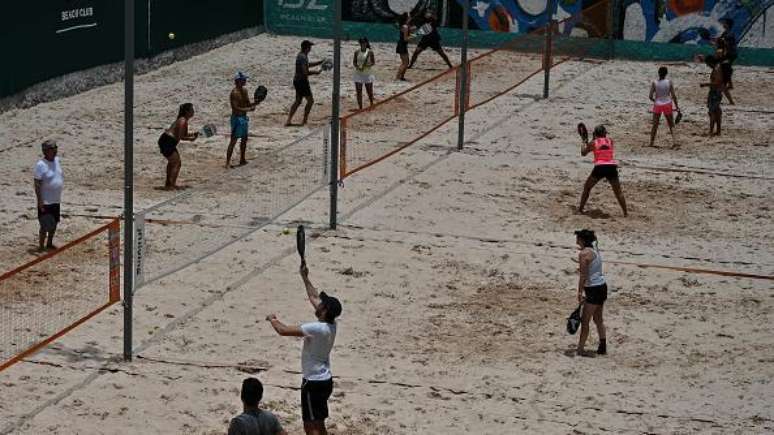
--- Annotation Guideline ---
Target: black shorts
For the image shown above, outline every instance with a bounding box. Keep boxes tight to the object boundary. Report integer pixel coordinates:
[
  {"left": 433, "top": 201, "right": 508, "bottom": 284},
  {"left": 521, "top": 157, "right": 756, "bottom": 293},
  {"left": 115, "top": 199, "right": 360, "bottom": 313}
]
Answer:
[
  {"left": 418, "top": 36, "right": 442, "bottom": 51},
  {"left": 720, "top": 63, "right": 733, "bottom": 84},
  {"left": 396, "top": 40, "right": 408, "bottom": 55},
  {"left": 38, "top": 203, "right": 61, "bottom": 231},
  {"left": 294, "top": 78, "right": 313, "bottom": 99},
  {"left": 584, "top": 283, "right": 608, "bottom": 305},
  {"left": 158, "top": 133, "right": 178, "bottom": 158},
  {"left": 591, "top": 165, "right": 619, "bottom": 181},
  {"left": 301, "top": 378, "right": 333, "bottom": 422}
]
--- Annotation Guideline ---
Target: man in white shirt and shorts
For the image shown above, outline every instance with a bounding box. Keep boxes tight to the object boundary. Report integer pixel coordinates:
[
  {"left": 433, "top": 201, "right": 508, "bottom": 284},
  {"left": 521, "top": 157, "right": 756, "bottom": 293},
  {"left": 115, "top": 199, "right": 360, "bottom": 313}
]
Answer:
[
  {"left": 33, "top": 140, "right": 64, "bottom": 251},
  {"left": 266, "top": 264, "right": 342, "bottom": 435}
]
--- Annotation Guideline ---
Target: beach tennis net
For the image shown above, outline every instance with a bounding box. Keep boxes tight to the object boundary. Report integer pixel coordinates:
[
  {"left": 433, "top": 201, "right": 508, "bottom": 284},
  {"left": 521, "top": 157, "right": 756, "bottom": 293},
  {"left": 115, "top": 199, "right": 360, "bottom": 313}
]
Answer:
[
  {"left": 339, "top": 67, "right": 460, "bottom": 179},
  {"left": 0, "top": 219, "right": 120, "bottom": 372},
  {"left": 134, "top": 126, "right": 329, "bottom": 287}
]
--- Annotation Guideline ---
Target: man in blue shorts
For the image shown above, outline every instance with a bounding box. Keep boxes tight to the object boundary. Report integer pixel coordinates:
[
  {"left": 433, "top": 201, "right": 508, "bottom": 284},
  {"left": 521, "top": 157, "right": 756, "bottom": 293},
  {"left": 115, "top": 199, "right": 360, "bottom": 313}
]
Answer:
[{"left": 226, "top": 72, "right": 257, "bottom": 168}]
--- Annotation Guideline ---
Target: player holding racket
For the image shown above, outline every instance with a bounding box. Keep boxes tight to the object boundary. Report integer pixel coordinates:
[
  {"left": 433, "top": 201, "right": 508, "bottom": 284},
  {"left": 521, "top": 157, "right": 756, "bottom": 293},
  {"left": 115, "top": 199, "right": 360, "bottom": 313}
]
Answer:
[
  {"left": 577, "top": 125, "right": 628, "bottom": 217},
  {"left": 226, "top": 72, "right": 257, "bottom": 169},
  {"left": 158, "top": 103, "right": 198, "bottom": 190},
  {"left": 395, "top": 13, "right": 411, "bottom": 81},
  {"left": 648, "top": 66, "right": 680, "bottom": 148},
  {"left": 408, "top": 11, "right": 453, "bottom": 70},
  {"left": 287, "top": 40, "right": 324, "bottom": 127},
  {"left": 353, "top": 37, "right": 376, "bottom": 110},
  {"left": 266, "top": 229, "right": 342, "bottom": 435}
]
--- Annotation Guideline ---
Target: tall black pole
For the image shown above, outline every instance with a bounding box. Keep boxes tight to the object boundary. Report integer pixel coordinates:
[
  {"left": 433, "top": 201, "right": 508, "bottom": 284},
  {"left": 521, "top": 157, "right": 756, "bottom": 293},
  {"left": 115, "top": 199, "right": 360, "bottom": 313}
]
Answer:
[
  {"left": 123, "top": 0, "right": 135, "bottom": 362},
  {"left": 457, "top": 0, "right": 469, "bottom": 151},
  {"left": 543, "top": 19, "right": 553, "bottom": 99},
  {"left": 329, "top": 0, "right": 341, "bottom": 229}
]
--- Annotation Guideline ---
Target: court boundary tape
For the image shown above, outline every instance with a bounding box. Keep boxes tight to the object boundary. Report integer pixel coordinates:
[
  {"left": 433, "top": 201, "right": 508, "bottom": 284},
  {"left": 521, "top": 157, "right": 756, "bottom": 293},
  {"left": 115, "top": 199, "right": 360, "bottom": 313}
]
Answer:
[{"left": 325, "top": 225, "right": 774, "bottom": 282}]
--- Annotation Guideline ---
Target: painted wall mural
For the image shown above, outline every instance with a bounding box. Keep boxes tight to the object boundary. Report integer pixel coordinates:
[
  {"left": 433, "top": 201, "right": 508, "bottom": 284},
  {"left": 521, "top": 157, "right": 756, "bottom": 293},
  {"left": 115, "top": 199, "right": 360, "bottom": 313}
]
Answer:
[
  {"left": 342, "top": 0, "right": 773, "bottom": 48},
  {"left": 622, "top": 0, "right": 774, "bottom": 47},
  {"left": 453, "top": 0, "right": 588, "bottom": 34},
  {"left": 344, "top": 0, "right": 458, "bottom": 25}
]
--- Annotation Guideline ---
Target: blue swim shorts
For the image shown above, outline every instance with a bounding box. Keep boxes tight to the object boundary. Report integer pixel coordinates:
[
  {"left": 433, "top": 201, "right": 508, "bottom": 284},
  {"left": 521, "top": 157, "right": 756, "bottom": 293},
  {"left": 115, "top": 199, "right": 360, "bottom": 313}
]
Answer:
[{"left": 230, "top": 115, "right": 249, "bottom": 139}]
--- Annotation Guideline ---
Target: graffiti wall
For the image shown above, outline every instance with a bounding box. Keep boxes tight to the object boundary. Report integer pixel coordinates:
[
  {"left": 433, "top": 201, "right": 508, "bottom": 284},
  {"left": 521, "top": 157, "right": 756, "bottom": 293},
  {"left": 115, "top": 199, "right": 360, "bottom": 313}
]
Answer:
[
  {"left": 345, "top": 0, "right": 608, "bottom": 36},
  {"left": 621, "top": 0, "right": 774, "bottom": 48},
  {"left": 344, "top": 0, "right": 468, "bottom": 27},
  {"left": 451, "top": 0, "right": 593, "bottom": 35},
  {"left": 397, "top": 0, "right": 772, "bottom": 48}
]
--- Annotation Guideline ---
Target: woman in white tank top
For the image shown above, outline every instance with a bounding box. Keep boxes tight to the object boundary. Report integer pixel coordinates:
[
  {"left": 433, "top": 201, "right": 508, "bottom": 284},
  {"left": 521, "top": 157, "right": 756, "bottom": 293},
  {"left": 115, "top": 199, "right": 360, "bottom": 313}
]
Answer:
[
  {"left": 575, "top": 229, "right": 607, "bottom": 356},
  {"left": 648, "top": 66, "right": 680, "bottom": 148},
  {"left": 352, "top": 37, "right": 376, "bottom": 110}
]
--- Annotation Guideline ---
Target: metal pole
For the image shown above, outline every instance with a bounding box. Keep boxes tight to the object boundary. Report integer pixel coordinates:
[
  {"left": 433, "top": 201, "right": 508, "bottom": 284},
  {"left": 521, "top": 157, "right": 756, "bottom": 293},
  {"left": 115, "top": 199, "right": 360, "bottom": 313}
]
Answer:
[
  {"left": 607, "top": 0, "right": 616, "bottom": 59},
  {"left": 123, "top": 0, "right": 135, "bottom": 362},
  {"left": 543, "top": 19, "right": 553, "bottom": 99},
  {"left": 329, "top": 0, "right": 341, "bottom": 229},
  {"left": 457, "top": 0, "right": 469, "bottom": 151}
]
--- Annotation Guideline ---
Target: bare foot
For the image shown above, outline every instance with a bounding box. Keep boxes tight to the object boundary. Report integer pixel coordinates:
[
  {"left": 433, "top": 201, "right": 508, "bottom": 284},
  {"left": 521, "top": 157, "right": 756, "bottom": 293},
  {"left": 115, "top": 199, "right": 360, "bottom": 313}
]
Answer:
[
  {"left": 577, "top": 349, "right": 595, "bottom": 358},
  {"left": 238, "top": 160, "right": 248, "bottom": 166},
  {"left": 45, "top": 244, "right": 58, "bottom": 251}
]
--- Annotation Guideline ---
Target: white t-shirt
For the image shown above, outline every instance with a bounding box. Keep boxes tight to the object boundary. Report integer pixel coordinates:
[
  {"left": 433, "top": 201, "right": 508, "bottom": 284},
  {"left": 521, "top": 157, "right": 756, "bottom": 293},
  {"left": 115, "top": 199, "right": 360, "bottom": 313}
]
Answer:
[
  {"left": 300, "top": 321, "right": 336, "bottom": 381},
  {"left": 34, "top": 157, "right": 64, "bottom": 205},
  {"left": 653, "top": 79, "right": 672, "bottom": 106}
]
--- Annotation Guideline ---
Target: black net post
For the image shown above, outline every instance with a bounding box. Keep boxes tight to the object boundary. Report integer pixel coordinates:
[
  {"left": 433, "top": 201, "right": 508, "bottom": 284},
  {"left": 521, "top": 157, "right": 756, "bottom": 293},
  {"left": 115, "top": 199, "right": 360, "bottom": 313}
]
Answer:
[{"left": 543, "top": 20, "right": 554, "bottom": 99}]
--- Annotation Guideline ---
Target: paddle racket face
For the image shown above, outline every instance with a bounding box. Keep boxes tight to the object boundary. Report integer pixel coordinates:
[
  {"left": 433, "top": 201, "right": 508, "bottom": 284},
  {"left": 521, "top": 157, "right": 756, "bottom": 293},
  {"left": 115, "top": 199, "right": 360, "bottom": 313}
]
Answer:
[
  {"left": 200, "top": 124, "right": 217, "bottom": 138},
  {"left": 577, "top": 122, "right": 589, "bottom": 142},
  {"left": 254, "top": 85, "right": 268, "bottom": 104},
  {"left": 675, "top": 110, "right": 683, "bottom": 124},
  {"left": 321, "top": 59, "right": 333, "bottom": 71},
  {"left": 296, "top": 225, "right": 306, "bottom": 265}
]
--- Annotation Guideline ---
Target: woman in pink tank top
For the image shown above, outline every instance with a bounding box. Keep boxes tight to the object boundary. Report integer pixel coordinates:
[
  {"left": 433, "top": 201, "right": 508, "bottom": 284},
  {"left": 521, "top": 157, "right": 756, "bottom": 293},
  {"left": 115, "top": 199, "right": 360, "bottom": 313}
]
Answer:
[{"left": 578, "top": 125, "right": 628, "bottom": 217}]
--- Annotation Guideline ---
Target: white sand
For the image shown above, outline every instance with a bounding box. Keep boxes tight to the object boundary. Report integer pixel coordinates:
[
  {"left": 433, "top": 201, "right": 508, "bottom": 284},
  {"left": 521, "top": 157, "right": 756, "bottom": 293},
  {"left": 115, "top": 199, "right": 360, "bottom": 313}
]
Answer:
[{"left": 1, "top": 33, "right": 773, "bottom": 434}]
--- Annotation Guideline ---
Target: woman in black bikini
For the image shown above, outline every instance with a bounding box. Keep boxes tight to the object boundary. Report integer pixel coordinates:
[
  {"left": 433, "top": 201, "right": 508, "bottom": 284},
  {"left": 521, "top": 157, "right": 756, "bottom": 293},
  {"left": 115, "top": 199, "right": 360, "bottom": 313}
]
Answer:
[
  {"left": 395, "top": 13, "right": 411, "bottom": 81},
  {"left": 158, "top": 103, "right": 198, "bottom": 190}
]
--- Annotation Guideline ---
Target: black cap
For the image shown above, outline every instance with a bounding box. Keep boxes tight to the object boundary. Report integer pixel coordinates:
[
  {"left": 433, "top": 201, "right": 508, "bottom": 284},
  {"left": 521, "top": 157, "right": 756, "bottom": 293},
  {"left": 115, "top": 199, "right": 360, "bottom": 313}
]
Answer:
[
  {"left": 301, "top": 40, "right": 314, "bottom": 49},
  {"left": 320, "top": 292, "right": 342, "bottom": 319}
]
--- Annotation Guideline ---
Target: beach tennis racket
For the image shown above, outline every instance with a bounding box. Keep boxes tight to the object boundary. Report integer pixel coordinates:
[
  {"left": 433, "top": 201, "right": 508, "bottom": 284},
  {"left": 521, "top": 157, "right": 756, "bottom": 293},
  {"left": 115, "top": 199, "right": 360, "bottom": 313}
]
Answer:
[
  {"left": 577, "top": 122, "right": 589, "bottom": 142},
  {"left": 296, "top": 225, "right": 306, "bottom": 266},
  {"left": 253, "top": 85, "right": 268, "bottom": 104},
  {"left": 199, "top": 124, "right": 217, "bottom": 138},
  {"left": 321, "top": 59, "right": 333, "bottom": 71},
  {"left": 675, "top": 110, "right": 683, "bottom": 124}
]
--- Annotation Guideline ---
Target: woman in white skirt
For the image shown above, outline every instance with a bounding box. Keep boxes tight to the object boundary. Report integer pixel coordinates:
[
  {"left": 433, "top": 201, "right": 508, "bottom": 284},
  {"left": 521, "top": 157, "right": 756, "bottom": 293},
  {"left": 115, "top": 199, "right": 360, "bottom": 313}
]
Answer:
[{"left": 353, "top": 37, "right": 376, "bottom": 110}]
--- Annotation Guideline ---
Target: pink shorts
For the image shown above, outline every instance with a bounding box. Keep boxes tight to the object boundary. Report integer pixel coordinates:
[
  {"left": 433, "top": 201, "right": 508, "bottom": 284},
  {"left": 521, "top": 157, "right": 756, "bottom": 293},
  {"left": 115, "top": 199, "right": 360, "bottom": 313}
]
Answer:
[{"left": 653, "top": 103, "right": 674, "bottom": 115}]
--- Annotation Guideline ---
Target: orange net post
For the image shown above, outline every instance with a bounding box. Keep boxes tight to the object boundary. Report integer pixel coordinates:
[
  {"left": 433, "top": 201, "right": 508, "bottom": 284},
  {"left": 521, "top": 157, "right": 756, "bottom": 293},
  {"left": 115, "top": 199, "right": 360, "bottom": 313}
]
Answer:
[{"left": 0, "top": 219, "right": 121, "bottom": 372}]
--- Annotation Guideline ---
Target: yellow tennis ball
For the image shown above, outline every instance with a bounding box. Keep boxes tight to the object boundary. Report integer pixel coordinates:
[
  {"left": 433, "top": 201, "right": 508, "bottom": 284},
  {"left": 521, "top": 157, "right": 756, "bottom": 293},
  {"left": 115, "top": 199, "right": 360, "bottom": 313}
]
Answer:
[
  {"left": 282, "top": 228, "right": 290, "bottom": 235},
  {"left": 168, "top": 32, "right": 175, "bottom": 40}
]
